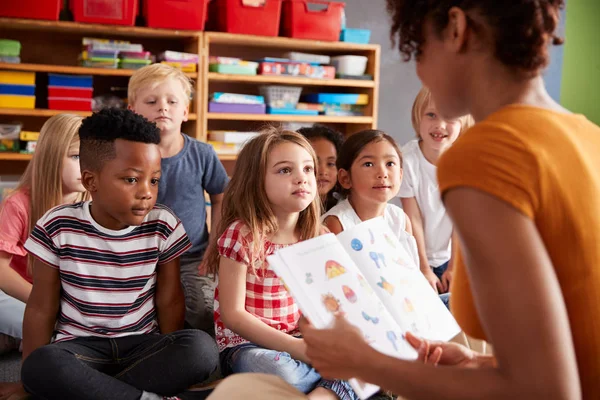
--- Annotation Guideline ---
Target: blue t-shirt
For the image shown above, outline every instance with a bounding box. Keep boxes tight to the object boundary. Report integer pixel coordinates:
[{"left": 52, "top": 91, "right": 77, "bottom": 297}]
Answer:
[{"left": 157, "top": 134, "right": 229, "bottom": 259}]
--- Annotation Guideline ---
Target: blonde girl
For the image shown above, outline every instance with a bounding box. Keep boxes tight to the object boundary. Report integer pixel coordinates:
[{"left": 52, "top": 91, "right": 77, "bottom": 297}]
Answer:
[
  {"left": 0, "top": 114, "right": 87, "bottom": 352},
  {"left": 204, "top": 127, "right": 358, "bottom": 400},
  {"left": 400, "top": 87, "right": 473, "bottom": 297}
]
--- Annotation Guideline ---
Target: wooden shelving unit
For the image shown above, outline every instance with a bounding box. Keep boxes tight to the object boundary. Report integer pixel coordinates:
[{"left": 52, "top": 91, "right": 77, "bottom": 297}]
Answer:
[{"left": 0, "top": 18, "right": 380, "bottom": 175}]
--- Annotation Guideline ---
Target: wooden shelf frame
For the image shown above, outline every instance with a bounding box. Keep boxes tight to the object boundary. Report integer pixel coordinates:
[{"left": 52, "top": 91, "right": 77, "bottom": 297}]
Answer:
[
  {"left": 0, "top": 19, "right": 381, "bottom": 173},
  {"left": 0, "top": 62, "right": 198, "bottom": 78}
]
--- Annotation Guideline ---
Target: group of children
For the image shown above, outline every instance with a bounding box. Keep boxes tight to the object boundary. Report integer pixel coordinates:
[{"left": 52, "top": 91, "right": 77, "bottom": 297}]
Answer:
[{"left": 0, "top": 63, "right": 472, "bottom": 400}]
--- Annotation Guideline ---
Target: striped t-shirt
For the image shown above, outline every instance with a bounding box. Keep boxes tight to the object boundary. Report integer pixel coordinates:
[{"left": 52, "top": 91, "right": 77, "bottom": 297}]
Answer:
[{"left": 24, "top": 201, "right": 191, "bottom": 342}]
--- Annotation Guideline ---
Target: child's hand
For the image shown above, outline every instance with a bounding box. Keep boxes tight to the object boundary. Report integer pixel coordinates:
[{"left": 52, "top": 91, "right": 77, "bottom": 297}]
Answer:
[
  {"left": 441, "top": 269, "right": 453, "bottom": 293},
  {"left": 423, "top": 269, "right": 443, "bottom": 294},
  {"left": 405, "top": 332, "right": 479, "bottom": 368}
]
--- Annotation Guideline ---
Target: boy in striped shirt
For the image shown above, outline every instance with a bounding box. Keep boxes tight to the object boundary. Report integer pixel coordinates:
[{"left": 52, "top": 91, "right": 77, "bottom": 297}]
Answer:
[{"left": 21, "top": 108, "right": 218, "bottom": 400}]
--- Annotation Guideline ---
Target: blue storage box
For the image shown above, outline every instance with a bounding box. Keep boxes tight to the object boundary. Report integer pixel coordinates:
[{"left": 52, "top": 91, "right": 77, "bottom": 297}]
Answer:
[
  {"left": 340, "top": 28, "right": 371, "bottom": 44},
  {"left": 0, "top": 84, "right": 35, "bottom": 96},
  {"left": 48, "top": 74, "right": 93, "bottom": 88},
  {"left": 302, "top": 93, "right": 369, "bottom": 105},
  {"left": 266, "top": 107, "right": 319, "bottom": 116}
]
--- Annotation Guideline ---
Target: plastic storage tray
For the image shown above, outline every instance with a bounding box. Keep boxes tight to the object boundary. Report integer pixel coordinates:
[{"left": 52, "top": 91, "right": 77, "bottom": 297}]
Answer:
[
  {"left": 208, "top": 102, "right": 266, "bottom": 114},
  {"left": 266, "top": 107, "right": 318, "bottom": 115},
  {"left": 209, "top": 64, "right": 258, "bottom": 75},
  {"left": 48, "top": 74, "right": 93, "bottom": 88},
  {"left": 302, "top": 93, "right": 369, "bottom": 105},
  {"left": 281, "top": 0, "right": 345, "bottom": 41},
  {"left": 259, "top": 85, "right": 302, "bottom": 108},
  {"left": 210, "top": 0, "right": 283, "bottom": 37},
  {"left": 48, "top": 97, "right": 93, "bottom": 111},
  {"left": 0, "top": 0, "right": 62, "bottom": 20},
  {"left": 339, "top": 28, "right": 371, "bottom": 44},
  {"left": 0, "top": 84, "right": 35, "bottom": 96},
  {"left": 70, "top": 0, "right": 138, "bottom": 26},
  {"left": 0, "top": 71, "right": 35, "bottom": 86},
  {"left": 48, "top": 86, "right": 93, "bottom": 98},
  {"left": 143, "top": 0, "right": 209, "bottom": 30},
  {"left": 0, "top": 95, "right": 35, "bottom": 109}
]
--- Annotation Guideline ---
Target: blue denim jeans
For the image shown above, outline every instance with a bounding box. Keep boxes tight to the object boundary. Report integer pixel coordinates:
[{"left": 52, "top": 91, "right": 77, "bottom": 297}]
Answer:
[
  {"left": 22, "top": 330, "right": 219, "bottom": 400},
  {"left": 0, "top": 289, "right": 25, "bottom": 339},
  {"left": 433, "top": 261, "right": 451, "bottom": 310},
  {"left": 220, "top": 343, "right": 359, "bottom": 400}
]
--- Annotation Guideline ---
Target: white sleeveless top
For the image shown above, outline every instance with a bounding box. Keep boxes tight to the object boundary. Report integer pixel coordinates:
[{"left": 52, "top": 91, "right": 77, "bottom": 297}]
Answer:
[{"left": 322, "top": 198, "right": 419, "bottom": 266}]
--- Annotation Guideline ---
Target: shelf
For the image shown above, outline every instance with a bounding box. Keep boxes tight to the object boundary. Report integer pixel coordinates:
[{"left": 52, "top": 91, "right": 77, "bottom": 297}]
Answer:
[
  {"left": 0, "top": 152, "right": 236, "bottom": 162},
  {"left": 207, "top": 73, "right": 374, "bottom": 88},
  {"left": 0, "top": 18, "right": 201, "bottom": 39},
  {"left": 0, "top": 108, "right": 198, "bottom": 120},
  {"left": 0, "top": 153, "right": 32, "bottom": 161},
  {"left": 0, "top": 62, "right": 198, "bottom": 78},
  {"left": 216, "top": 154, "right": 238, "bottom": 161},
  {"left": 207, "top": 113, "right": 373, "bottom": 124},
  {"left": 205, "top": 32, "right": 378, "bottom": 52}
]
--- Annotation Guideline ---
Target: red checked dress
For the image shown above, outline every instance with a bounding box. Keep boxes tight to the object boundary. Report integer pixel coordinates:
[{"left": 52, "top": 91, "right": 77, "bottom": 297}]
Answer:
[{"left": 213, "top": 220, "right": 300, "bottom": 351}]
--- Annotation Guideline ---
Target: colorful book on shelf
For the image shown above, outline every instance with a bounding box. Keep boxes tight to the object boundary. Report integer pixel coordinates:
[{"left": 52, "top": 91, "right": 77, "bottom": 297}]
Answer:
[{"left": 268, "top": 217, "right": 460, "bottom": 400}]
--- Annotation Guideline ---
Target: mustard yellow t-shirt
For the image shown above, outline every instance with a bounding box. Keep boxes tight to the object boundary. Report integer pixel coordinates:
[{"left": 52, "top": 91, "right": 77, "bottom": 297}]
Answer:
[{"left": 438, "top": 105, "right": 600, "bottom": 399}]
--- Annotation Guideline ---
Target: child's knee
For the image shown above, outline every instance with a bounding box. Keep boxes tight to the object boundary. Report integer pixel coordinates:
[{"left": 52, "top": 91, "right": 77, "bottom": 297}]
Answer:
[
  {"left": 22, "top": 345, "right": 65, "bottom": 384},
  {"left": 177, "top": 330, "right": 219, "bottom": 374}
]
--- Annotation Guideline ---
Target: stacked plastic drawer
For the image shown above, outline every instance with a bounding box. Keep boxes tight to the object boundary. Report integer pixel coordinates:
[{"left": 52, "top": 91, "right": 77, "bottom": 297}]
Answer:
[
  {"left": 0, "top": 71, "right": 36, "bottom": 109},
  {"left": 48, "top": 74, "right": 93, "bottom": 112}
]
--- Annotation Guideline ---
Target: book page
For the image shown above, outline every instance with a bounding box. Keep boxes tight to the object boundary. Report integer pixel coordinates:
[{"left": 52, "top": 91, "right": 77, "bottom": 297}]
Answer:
[
  {"left": 337, "top": 218, "right": 461, "bottom": 342},
  {"left": 268, "top": 233, "right": 417, "bottom": 399}
]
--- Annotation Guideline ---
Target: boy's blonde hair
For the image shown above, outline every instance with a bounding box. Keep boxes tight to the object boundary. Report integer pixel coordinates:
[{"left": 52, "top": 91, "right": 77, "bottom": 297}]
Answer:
[
  {"left": 411, "top": 87, "right": 474, "bottom": 138},
  {"left": 4, "top": 114, "right": 89, "bottom": 271},
  {"left": 204, "top": 126, "right": 322, "bottom": 275},
  {"left": 128, "top": 63, "right": 193, "bottom": 105}
]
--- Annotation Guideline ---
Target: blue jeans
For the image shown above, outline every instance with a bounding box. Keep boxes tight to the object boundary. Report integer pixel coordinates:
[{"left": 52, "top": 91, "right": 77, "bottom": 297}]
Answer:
[
  {"left": 433, "top": 261, "right": 451, "bottom": 310},
  {"left": 220, "top": 343, "right": 359, "bottom": 400},
  {"left": 0, "top": 289, "right": 25, "bottom": 339},
  {"left": 22, "top": 330, "right": 219, "bottom": 400}
]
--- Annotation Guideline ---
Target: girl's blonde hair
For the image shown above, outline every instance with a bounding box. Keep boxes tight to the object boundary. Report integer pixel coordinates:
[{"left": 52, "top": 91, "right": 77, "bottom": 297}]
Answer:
[
  {"left": 205, "top": 126, "right": 322, "bottom": 275},
  {"left": 6, "top": 114, "right": 88, "bottom": 270},
  {"left": 411, "top": 87, "right": 474, "bottom": 138}
]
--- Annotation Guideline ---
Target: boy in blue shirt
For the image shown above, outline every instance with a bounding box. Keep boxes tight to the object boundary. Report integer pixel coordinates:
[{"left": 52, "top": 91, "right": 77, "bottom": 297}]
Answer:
[{"left": 129, "top": 64, "right": 229, "bottom": 335}]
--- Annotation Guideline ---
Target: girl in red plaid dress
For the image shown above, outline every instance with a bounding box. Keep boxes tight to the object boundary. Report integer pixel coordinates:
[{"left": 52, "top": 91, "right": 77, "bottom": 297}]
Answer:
[{"left": 204, "top": 127, "right": 359, "bottom": 400}]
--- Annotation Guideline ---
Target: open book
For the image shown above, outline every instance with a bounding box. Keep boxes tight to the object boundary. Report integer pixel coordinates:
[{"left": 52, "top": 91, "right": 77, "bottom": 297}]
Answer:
[{"left": 268, "top": 217, "right": 461, "bottom": 399}]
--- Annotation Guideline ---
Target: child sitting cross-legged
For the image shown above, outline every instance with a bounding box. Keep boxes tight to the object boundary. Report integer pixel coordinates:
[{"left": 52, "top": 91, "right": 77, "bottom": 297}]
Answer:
[{"left": 21, "top": 108, "right": 218, "bottom": 400}]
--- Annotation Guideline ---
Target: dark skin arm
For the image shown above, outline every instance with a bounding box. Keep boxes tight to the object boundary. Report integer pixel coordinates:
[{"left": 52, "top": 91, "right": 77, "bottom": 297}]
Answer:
[
  {"left": 22, "top": 258, "right": 61, "bottom": 361},
  {"left": 155, "top": 257, "right": 185, "bottom": 333}
]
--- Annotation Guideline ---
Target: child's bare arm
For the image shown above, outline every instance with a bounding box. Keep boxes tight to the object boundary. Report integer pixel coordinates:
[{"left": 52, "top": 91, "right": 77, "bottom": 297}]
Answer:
[
  {"left": 218, "top": 257, "right": 308, "bottom": 363},
  {"left": 22, "top": 259, "right": 60, "bottom": 361},
  {"left": 155, "top": 258, "right": 185, "bottom": 333},
  {"left": 0, "top": 251, "right": 32, "bottom": 303},
  {"left": 401, "top": 197, "right": 442, "bottom": 292},
  {"left": 323, "top": 216, "right": 343, "bottom": 234}
]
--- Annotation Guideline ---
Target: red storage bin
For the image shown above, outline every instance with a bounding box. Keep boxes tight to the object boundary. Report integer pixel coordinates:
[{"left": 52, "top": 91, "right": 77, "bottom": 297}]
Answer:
[
  {"left": 143, "top": 0, "right": 208, "bottom": 30},
  {"left": 281, "top": 0, "right": 344, "bottom": 41},
  {"left": 70, "top": 0, "right": 138, "bottom": 26},
  {"left": 0, "top": 0, "right": 62, "bottom": 20},
  {"left": 48, "top": 98, "right": 93, "bottom": 112},
  {"left": 48, "top": 86, "right": 94, "bottom": 98},
  {"left": 210, "top": 0, "right": 282, "bottom": 37}
]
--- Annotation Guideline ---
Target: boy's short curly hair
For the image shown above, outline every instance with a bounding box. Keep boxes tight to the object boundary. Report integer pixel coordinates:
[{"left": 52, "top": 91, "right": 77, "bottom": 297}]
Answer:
[
  {"left": 79, "top": 108, "right": 161, "bottom": 172},
  {"left": 386, "top": 0, "right": 564, "bottom": 75},
  {"left": 297, "top": 124, "right": 345, "bottom": 154}
]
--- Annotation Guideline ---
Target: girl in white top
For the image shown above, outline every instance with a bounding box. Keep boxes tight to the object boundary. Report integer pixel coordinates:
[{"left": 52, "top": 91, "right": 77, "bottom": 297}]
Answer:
[
  {"left": 322, "top": 130, "right": 419, "bottom": 266},
  {"left": 399, "top": 87, "right": 473, "bottom": 296}
]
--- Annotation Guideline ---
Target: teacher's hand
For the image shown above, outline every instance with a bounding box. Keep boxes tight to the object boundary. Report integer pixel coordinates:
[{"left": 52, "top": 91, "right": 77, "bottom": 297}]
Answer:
[
  {"left": 405, "top": 331, "right": 479, "bottom": 368},
  {"left": 299, "top": 314, "right": 375, "bottom": 380}
]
